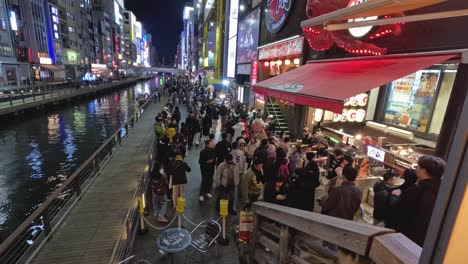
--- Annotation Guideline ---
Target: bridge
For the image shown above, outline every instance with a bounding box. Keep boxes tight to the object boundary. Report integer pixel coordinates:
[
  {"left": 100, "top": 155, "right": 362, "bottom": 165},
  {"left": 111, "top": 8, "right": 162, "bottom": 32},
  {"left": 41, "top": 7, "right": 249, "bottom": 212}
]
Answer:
[{"left": 145, "top": 67, "right": 186, "bottom": 75}]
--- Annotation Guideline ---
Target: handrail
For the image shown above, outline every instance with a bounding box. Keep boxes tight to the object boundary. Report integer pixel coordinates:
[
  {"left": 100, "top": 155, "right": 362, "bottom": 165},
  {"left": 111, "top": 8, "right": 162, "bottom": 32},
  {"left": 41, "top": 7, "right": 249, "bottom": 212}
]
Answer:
[
  {"left": 250, "top": 201, "right": 422, "bottom": 264},
  {"left": 0, "top": 76, "right": 156, "bottom": 263}
]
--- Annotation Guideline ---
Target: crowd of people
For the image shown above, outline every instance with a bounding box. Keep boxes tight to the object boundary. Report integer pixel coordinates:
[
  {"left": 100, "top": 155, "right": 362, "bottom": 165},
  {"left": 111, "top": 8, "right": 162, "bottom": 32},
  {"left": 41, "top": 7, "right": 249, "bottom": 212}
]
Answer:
[{"left": 149, "top": 75, "right": 446, "bottom": 248}]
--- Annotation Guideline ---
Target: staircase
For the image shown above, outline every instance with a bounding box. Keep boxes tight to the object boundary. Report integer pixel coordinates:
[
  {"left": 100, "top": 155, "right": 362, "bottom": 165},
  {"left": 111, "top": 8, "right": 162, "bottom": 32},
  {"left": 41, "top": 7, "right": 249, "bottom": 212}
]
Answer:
[{"left": 266, "top": 99, "right": 290, "bottom": 137}]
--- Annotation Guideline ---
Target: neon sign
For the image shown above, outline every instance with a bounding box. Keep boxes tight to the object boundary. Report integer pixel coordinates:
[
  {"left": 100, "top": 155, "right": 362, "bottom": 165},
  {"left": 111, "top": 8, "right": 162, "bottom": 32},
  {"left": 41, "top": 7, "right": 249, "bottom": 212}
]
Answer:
[{"left": 50, "top": 4, "right": 60, "bottom": 40}]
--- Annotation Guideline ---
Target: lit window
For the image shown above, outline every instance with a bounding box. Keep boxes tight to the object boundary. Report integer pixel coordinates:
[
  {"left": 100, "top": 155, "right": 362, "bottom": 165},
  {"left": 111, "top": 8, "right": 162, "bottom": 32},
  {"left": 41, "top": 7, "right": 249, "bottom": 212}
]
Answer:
[{"left": 54, "top": 32, "right": 59, "bottom": 39}]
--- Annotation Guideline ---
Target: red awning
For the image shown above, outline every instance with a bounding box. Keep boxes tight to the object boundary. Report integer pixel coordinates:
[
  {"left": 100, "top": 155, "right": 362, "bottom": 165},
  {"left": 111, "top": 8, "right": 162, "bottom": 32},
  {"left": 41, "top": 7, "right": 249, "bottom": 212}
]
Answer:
[{"left": 253, "top": 53, "right": 457, "bottom": 113}]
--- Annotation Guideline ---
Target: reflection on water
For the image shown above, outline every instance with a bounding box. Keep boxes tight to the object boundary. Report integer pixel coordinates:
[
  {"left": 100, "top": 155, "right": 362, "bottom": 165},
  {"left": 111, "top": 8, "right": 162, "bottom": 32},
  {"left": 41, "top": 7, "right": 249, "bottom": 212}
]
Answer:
[{"left": 0, "top": 78, "right": 158, "bottom": 237}]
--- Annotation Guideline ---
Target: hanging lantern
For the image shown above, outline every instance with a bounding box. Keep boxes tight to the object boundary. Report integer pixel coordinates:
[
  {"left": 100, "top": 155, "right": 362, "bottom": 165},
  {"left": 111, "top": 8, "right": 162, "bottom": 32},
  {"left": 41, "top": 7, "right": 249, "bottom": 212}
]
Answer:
[
  {"left": 270, "top": 61, "right": 276, "bottom": 66},
  {"left": 276, "top": 60, "right": 283, "bottom": 66},
  {"left": 264, "top": 61, "right": 269, "bottom": 67},
  {"left": 284, "top": 59, "right": 291, "bottom": 65},
  {"left": 293, "top": 58, "right": 300, "bottom": 65}
]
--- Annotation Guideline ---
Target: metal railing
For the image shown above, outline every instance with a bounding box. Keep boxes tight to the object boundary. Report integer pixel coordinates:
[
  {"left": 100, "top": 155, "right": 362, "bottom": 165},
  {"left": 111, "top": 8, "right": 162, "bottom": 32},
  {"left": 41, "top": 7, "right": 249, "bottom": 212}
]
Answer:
[
  {"left": 0, "top": 78, "right": 146, "bottom": 110},
  {"left": 0, "top": 88, "right": 157, "bottom": 264}
]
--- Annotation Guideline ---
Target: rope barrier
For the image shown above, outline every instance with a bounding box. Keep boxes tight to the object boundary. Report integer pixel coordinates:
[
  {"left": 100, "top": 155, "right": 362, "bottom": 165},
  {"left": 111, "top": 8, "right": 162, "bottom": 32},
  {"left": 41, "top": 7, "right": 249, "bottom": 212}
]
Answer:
[
  {"left": 182, "top": 214, "right": 199, "bottom": 226},
  {"left": 143, "top": 215, "right": 177, "bottom": 230}
]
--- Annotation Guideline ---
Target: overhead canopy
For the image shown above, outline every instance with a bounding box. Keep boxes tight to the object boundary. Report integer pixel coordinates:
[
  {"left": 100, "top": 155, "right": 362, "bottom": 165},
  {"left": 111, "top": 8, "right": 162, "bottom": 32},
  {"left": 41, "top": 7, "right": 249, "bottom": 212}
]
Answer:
[
  {"left": 40, "top": 64, "right": 65, "bottom": 71},
  {"left": 253, "top": 53, "right": 457, "bottom": 113}
]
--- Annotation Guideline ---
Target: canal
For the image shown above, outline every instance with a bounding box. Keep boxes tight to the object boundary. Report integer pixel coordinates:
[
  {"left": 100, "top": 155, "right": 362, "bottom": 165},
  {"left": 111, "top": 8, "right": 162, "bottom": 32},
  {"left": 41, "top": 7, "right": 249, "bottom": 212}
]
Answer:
[{"left": 0, "top": 77, "right": 160, "bottom": 239}]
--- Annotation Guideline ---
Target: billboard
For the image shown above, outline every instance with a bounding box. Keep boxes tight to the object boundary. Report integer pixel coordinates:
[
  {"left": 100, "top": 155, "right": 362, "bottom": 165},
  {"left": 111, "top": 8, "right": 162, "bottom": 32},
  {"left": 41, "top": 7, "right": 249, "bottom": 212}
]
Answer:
[
  {"left": 206, "top": 26, "right": 216, "bottom": 67},
  {"left": 236, "top": 8, "right": 260, "bottom": 64},
  {"left": 135, "top": 22, "right": 142, "bottom": 39},
  {"left": 227, "top": 0, "right": 239, "bottom": 77}
]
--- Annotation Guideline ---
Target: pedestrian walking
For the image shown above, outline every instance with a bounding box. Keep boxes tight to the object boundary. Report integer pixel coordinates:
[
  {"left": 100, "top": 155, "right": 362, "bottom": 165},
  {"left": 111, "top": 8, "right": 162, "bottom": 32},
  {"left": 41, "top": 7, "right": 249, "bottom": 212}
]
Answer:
[
  {"left": 199, "top": 140, "right": 216, "bottom": 202},
  {"left": 215, "top": 154, "right": 239, "bottom": 215}
]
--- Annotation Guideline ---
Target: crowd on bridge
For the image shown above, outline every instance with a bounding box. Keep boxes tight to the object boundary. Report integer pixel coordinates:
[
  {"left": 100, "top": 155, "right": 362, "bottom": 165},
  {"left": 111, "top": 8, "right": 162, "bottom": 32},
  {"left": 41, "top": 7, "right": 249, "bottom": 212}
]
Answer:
[{"left": 149, "top": 75, "right": 446, "bottom": 247}]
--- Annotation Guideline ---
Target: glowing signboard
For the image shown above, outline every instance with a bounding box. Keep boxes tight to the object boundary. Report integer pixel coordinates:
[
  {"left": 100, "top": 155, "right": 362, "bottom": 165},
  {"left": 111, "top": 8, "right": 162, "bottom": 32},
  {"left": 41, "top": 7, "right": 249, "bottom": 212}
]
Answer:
[{"left": 50, "top": 4, "right": 60, "bottom": 40}]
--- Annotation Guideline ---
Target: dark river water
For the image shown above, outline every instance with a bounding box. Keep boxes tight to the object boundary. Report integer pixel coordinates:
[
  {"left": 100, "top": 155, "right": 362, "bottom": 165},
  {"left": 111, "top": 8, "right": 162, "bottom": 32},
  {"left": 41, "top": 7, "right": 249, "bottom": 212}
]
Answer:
[{"left": 0, "top": 77, "right": 160, "bottom": 238}]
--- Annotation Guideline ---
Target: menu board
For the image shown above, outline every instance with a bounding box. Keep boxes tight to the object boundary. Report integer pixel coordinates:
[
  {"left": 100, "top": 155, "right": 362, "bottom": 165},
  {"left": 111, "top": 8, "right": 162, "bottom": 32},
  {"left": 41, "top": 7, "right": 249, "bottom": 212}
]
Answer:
[{"left": 384, "top": 70, "right": 441, "bottom": 132}]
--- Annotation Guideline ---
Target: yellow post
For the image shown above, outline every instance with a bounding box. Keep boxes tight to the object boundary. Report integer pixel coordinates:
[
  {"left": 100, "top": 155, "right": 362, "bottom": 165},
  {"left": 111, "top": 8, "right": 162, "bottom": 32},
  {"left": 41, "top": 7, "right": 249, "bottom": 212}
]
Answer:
[
  {"left": 137, "top": 196, "right": 146, "bottom": 233},
  {"left": 176, "top": 197, "right": 186, "bottom": 228},
  {"left": 220, "top": 199, "right": 228, "bottom": 241}
]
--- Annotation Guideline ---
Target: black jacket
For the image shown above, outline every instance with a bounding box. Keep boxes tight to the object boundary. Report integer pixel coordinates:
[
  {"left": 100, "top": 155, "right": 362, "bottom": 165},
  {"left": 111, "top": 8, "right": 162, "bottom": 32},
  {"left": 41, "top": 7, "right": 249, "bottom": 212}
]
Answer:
[
  {"left": 199, "top": 148, "right": 216, "bottom": 174},
  {"left": 166, "top": 159, "right": 191, "bottom": 185},
  {"left": 215, "top": 140, "right": 231, "bottom": 164},
  {"left": 289, "top": 162, "right": 320, "bottom": 211},
  {"left": 387, "top": 179, "right": 440, "bottom": 247},
  {"left": 264, "top": 183, "right": 288, "bottom": 206},
  {"left": 186, "top": 116, "right": 200, "bottom": 134},
  {"left": 373, "top": 181, "right": 398, "bottom": 222},
  {"left": 202, "top": 115, "right": 212, "bottom": 136}
]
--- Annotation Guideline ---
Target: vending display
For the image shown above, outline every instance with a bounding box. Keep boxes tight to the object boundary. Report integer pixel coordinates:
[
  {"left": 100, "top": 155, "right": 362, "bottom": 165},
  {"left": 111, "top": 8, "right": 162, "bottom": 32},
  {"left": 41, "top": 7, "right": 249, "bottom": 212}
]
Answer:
[{"left": 384, "top": 70, "right": 441, "bottom": 132}]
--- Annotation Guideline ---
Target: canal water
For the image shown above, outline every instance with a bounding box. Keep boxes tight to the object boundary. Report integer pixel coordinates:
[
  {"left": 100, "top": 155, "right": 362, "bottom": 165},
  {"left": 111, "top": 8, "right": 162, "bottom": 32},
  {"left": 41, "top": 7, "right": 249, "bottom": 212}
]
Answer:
[{"left": 0, "top": 77, "right": 160, "bottom": 239}]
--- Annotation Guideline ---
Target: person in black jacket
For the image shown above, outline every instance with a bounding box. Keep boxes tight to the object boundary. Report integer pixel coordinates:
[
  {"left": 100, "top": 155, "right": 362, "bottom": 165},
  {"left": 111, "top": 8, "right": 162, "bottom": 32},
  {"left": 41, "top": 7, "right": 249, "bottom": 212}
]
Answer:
[
  {"left": 387, "top": 156, "right": 446, "bottom": 247},
  {"left": 186, "top": 111, "right": 200, "bottom": 149},
  {"left": 215, "top": 133, "right": 231, "bottom": 166},
  {"left": 173, "top": 106, "right": 181, "bottom": 124},
  {"left": 166, "top": 153, "right": 191, "bottom": 207},
  {"left": 199, "top": 140, "right": 216, "bottom": 202},
  {"left": 373, "top": 171, "right": 399, "bottom": 225},
  {"left": 289, "top": 152, "right": 321, "bottom": 211},
  {"left": 201, "top": 111, "right": 212, "bottom": 142},
  {"left": 264, "top": 177, "right": 288, "bottom": 206},
  {"left": 156, "top": 137, "right": 170, "bottom": 167}
]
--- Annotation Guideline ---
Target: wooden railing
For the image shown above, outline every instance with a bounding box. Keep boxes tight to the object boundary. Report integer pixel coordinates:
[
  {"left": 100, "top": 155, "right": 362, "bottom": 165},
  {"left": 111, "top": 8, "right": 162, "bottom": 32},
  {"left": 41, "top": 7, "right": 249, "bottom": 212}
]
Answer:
[{"left": 250, "top": 202, "right": 421, "bottom": 264}]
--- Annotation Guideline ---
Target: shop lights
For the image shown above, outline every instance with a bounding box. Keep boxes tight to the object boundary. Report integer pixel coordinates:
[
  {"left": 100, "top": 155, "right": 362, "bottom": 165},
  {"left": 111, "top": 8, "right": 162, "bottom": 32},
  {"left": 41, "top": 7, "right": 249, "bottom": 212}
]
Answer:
[
  {"left": 270, "top": 61, "right": 276, "bottom": 66},
  {"left": 285, "top": 59, "right": 291, "bottom": 65},
  {"left": 293, "top": 58, "right": 300, "bottom": 65},
  {"left": 264, "top": 61, "right": 270, "bottom": 67},
  {"left": 276, "top": 60, "right": 283, "bottom": 66}
]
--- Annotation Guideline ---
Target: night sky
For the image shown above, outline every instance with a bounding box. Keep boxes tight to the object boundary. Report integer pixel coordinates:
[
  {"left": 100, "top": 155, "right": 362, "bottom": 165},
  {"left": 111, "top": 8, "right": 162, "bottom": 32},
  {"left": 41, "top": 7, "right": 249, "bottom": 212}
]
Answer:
[{"left": 124, "top": 0, "right": 188, "bottom": 65}]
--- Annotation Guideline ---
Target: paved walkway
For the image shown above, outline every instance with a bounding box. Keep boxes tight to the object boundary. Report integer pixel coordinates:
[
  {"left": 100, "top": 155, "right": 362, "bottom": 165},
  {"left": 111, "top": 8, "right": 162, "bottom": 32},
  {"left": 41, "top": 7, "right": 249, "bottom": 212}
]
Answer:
[
  {"left": 30, "top": 98, "right": 163, "bottom": 264},
  {"left": 132, "top": 107, "right": 240, "bottom": 264}
]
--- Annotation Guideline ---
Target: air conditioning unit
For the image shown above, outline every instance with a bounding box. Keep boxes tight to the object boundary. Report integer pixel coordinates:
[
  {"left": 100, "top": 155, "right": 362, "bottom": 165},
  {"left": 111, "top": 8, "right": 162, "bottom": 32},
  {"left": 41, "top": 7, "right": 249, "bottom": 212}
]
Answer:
[
  {"left": 366, "top": 121, "right": 388, "bottom": 133},
  {"left": 388, "top": 126, "right": 414, "bottom": 140}
]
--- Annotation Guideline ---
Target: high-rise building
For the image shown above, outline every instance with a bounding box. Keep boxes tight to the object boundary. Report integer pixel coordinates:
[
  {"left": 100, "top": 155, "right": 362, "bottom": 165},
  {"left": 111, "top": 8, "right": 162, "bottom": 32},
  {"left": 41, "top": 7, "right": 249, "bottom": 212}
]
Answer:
[
  {"left": 122, "top": 10, "right": 136, "bottom": 73},
  {"left": 1, "top": 0, "right": 28, "bottom": 85}
]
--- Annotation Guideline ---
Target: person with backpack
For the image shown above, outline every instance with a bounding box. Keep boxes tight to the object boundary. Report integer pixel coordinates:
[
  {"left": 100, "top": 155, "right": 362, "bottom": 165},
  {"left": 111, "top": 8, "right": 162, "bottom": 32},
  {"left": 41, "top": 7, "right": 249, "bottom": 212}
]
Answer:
[
  {"left": 373, "top": 171, "right": 399, "bottom": 225},
  {"left": 289, "top": 152, "right": 320, "bottom": 211},
  {"left": 150, "top": 163, "right": 169, "bottom": 223},
  {"left": 166, "top": 153, "right": 191, "bottom": 207},
  {"left": 154, "top": 117, "right": 165, "bottom": 142}
]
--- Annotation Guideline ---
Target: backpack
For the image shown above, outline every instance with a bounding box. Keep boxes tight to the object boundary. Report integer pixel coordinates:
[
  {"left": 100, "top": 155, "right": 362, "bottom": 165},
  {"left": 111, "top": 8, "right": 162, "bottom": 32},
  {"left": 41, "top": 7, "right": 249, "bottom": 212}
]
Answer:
[
  {"left": 151, "top": 177, "right": 167, "bottom": 195},
  {"left": 279, "top": 161, "right": 290, "bottom": 181}
]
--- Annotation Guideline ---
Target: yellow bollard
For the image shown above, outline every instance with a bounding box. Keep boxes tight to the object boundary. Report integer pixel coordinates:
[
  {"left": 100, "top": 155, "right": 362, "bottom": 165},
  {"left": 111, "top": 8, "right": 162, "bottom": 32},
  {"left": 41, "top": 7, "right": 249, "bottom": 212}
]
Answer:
[
  {"left": 176, "top": 197, "right": 186, "bottom": 228},
  {"left": 219, "top": 199, "right": 230, "bottom": 245},
  {"left": 137, "top": 196, "right": 147, "bottom": 234}
]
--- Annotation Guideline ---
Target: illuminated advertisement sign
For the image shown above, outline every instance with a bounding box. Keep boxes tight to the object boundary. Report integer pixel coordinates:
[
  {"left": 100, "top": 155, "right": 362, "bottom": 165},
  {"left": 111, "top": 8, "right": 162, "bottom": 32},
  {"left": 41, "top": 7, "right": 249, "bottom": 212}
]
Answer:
[
  {"left": 227, "top": 0, "right": 239, "bottom": 78},
  {"left": 135, "top": 22, "right": 142, "bottom": 39},
  {"left": 236, "top": 8, "right": 260, "bottom": 64},
  {"left": 49, "top": 4, "right": 60, "bottom": 40},
  {"left": 9, "top": 11, "right": 18, "bottom": 31},
  {"left": 204, "top": 0, "right": 215, "bottom": 22},
  {"left": 114, "top": 0, "right": 122, "bottom": 25}
]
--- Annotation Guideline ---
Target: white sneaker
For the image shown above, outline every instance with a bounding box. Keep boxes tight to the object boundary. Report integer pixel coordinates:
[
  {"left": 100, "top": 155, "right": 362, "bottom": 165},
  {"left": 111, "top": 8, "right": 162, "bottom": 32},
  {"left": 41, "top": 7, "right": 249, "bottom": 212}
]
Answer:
[
  {"left": 206, "top": 193, "right": 213, "bottom": 199},
  {"left": 199, "top": 196, "right": 205, "bottom": 202}
]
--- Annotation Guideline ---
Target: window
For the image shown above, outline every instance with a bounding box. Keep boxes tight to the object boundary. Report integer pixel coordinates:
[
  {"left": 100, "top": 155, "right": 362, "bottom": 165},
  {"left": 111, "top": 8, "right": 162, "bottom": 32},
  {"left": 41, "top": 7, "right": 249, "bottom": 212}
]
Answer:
[
  {"left": 68, "top": 26, "right": 75, "bottom": 32},
  {"left": 428, "top": 70, "right": 456, "bottom": 136}
]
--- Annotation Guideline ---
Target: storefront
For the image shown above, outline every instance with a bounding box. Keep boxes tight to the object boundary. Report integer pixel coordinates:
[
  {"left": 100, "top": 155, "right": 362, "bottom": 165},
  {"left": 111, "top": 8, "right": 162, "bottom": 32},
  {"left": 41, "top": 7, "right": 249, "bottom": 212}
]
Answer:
[
  {"left": 253, "top": 0, "right": 468, "bottom": 161},
  {"left": 252, "top": 0, "right": 310, "bottom": 136}
]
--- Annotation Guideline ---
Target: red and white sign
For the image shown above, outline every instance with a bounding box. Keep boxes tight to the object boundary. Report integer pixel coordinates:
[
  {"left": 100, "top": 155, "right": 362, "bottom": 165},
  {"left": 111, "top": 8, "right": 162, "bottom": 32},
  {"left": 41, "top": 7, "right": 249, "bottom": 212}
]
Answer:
[
  {"left": 258, "top": 37, "right": 304, "bottom": 60},
  {"left": 250, "top": 60, "right": 258, "bottom": 85},
  {"left": 347, "top": 0, "right": 378, "bottom": 38}
]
